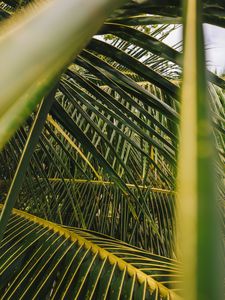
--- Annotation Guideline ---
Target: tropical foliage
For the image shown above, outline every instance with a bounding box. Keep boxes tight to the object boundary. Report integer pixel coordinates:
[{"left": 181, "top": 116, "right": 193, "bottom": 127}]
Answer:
[{"left": 0, "top": 0, "right": 224, "bottom": 299}]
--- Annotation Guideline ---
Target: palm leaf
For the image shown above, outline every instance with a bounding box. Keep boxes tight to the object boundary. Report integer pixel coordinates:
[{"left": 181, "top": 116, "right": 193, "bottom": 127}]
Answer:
[
  {"left": 0, "top": 0, "right": 126, "bottom": 148},
  {"left": 0, "top": 205, "right": 181, "bottom": 300}
]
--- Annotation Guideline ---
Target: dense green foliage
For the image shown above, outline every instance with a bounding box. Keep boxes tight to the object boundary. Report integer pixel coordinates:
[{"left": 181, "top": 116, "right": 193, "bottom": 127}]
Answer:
[{"left": 0, "top": 0, "right": 224, "bottom": 299}]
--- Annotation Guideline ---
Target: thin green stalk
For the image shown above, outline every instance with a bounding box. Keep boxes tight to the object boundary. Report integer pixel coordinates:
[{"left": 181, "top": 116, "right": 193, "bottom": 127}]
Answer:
[
  {"left": 177, "top": 1, "right": 222, "bottom": 299},
  {"left": 0, "top": 91, "right": 54, "bottom": 242}
]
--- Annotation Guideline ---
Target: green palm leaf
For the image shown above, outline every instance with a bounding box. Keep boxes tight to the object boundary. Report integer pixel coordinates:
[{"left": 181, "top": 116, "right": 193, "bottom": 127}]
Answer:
[{"left": 0, "top": 206, "right": 181, "bottom": 300}]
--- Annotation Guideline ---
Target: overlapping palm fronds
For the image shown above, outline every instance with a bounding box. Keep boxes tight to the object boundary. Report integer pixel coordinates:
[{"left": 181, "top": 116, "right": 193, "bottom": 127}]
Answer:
[{"left": 0, "top": 0, "right": 224, "bottom": 298}]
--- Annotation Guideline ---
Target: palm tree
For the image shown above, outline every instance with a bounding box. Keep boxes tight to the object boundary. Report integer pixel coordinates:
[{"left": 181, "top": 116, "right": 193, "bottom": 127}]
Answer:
[{"left": 0, "top": 0, "right": 224, "bottom": 299}]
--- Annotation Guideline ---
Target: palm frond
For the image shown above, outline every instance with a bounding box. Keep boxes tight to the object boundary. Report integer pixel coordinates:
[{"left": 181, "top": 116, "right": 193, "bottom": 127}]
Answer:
[{"left": 0, "top": 206, "right": 181, "bottom": 300}]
